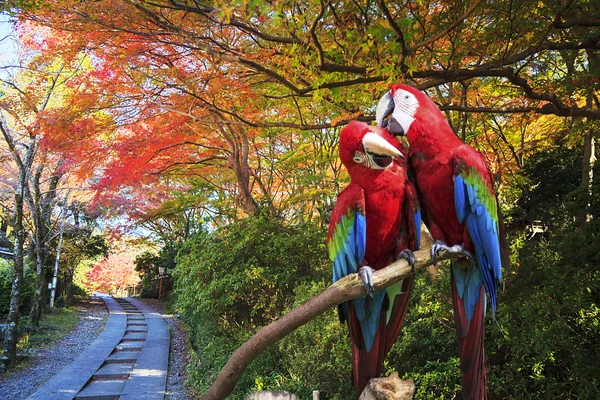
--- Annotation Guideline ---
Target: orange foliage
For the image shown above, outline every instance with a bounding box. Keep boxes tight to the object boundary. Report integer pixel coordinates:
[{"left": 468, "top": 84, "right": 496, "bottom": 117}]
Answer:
[{"left": 84, "top": 252, "right": 141, "bottom": 293}]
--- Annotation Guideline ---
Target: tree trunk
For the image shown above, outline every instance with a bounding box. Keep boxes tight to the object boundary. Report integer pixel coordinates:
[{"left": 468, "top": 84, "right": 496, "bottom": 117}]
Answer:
[
  {"left": 578, "top": 130, "right": 596, "bottom": 224},
  {"left": 0, "top": 114, "right": 37, "bottom": 370},
  {"left": 1, "top": 190, "right": 25, "bottom": 371},
  {"left": 29, "top": 240, "right": 47, "bottom": 329},
  {"left": 28, "top": 165, "right": 46, "bottom": 329},
  {"left": 578, "top": 49, "right": 600, "bottom": 228},
  {"left": 28, "top": 165, "right": 62, "bottom": 328},
  {"left": 0, "top": 219, "right": 7, "bottom": 243}
]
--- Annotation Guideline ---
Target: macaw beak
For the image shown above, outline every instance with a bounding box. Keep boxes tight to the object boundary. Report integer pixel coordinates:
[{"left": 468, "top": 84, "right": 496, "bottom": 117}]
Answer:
[
  {"left": 376, "top": 91, "right": 405, "bottom": 136},
  {"left": 376, "top": 91, "right": 394, "bottom": 128},
  {"left": 362, "top": 131, "right": 404, "bottom": 159}
]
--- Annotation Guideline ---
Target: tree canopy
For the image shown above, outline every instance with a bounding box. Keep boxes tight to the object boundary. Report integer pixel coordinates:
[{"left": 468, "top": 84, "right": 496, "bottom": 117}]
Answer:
[{"left": 0, "top": 0, "right": 599, "bottom": 397}]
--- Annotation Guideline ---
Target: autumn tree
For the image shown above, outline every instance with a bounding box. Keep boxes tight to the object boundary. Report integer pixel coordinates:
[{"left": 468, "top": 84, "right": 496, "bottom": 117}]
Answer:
[
  {"left": 0, "top": 20, "right": 116, "bottom": 369},
  {"left": 84, "top": 251, "right": 141, "bottom": 294},
  {"left": 11, "top": 1, "right": 594, "bottom": 228}
]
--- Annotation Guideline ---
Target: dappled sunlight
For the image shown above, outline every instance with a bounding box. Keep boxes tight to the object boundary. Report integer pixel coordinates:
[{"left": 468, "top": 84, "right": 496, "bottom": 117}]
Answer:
[{"left": 130, "top": 368, "right": 165, "bottom": 378}]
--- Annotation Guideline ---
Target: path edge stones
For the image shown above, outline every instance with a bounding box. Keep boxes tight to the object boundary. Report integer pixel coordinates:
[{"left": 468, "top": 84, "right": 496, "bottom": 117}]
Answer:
[{"left": 27, "top": 297, "right": 126, "bottom": 400}]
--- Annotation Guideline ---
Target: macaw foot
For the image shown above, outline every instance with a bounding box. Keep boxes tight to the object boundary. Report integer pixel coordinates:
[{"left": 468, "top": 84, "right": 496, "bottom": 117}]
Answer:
[
  {"left": 398, "top": 249, "right": 415, "bottom": 272},
  {"left": 430, "top": 240, "right": 474, "bottom": 263},
  {"left": 358, "top": 266, "right": 375, "bottom": 297}
]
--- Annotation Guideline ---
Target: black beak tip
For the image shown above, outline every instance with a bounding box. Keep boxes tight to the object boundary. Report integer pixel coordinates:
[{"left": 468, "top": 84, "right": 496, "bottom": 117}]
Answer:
[{"left": 388, "top": 117, "right": 405, "bottom": 137}]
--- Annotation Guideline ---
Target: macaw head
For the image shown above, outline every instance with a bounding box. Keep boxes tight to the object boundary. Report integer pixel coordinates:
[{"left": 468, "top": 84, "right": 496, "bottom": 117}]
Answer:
[
  {"left": 339, "top": 120, "right": 404, "bottom": 171},
  {"left": 375, "top": 84, "right": 442, "bottom": 137}
]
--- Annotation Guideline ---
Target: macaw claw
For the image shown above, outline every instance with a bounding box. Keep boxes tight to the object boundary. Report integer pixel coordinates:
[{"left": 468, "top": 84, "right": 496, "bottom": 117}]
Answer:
[
  {"left": 431, "top": 240, "right": 474, "bottom": 264},
  {"left": 398, "top": 249, "right": 415, "bottom": 272},
  {"left": 358, "top": 266, "right": 375, "bottom": 297}
]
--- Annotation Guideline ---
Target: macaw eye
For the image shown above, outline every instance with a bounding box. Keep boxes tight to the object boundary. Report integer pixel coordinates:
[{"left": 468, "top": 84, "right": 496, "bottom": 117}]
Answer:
[
  {"left": 353, "top": 155, "right": 363, "bottom": 163},
  {"left": 404, "top": 95, "right": 410, "bottom": 100}
]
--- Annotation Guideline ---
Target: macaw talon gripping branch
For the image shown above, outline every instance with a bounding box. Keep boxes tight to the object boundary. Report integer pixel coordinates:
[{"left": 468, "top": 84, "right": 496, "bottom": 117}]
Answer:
[
  {"left": 430, "top": 240, "right": 475, "bottom": 264},
  {"left": 358, "top": 266, "right": 375, "bottom": 297},
  {"left": 398, "top": 249, "right": 416, "bottom": 272}
]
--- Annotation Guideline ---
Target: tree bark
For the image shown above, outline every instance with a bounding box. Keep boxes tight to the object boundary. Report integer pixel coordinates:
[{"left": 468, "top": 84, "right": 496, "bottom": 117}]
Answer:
[
  {"left": 0, "top": 113, "right": 38, "bottom": 370},
  {"left": 28, "top": 165, "right": 46, "bottom": 329},
  {"left": 1, "top": 188, "right": 26, "bottom": 371},
  {"left": 28, "top": 163, "right": 62, "bottom": 328},
  {"left": 578, "top": 129, "right": 596, "bottom": 228},
  {"left": 202, "top": 247, "right": 459, "bottom": 400}
]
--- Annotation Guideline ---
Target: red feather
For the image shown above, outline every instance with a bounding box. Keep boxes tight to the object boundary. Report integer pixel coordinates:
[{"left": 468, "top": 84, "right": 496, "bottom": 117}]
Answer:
[
  {"left": 329, "top": 121, "right": 420, "bottom": 398},
  {"left": 451, "top": 275, "right": 487, "bottom": 400},
  {"left": 388, "top": 84, "right": 507, "bottom": 400}
]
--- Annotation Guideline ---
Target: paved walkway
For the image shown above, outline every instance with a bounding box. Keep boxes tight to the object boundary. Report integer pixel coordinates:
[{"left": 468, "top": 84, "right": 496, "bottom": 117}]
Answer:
[{"left": 28, "top": 297, "right": 170, "bottom": 400}]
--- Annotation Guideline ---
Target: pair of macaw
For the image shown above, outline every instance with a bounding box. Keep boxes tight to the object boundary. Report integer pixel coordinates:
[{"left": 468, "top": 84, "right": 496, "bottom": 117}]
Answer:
[{"left": 327, "top": 84, "right": 507, "bottom": 399}]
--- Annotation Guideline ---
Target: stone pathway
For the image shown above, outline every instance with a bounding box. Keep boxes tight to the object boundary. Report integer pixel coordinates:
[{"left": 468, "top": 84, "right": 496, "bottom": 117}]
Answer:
[{"left": 28, "top": 297, "right": 169, "bottom": 400}]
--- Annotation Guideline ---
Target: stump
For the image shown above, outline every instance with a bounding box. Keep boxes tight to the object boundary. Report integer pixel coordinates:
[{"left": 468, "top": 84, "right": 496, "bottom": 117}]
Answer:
[
  {"left": 244, "top": 391, "right": 299, "bottom": 400},
  {"left": 358, "top": 372, "right": 415, "bottom": 400}
]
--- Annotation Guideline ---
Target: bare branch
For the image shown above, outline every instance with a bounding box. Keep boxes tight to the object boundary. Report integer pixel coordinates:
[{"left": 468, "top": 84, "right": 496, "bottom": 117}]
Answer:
[{"left": 202, "top": 246, "right": 460, "bottom": 400}]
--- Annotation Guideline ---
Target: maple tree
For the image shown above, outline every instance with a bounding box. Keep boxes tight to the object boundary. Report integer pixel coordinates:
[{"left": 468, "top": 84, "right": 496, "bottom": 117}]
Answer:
[
  {"left": 84, "top": 251, "right": 141, "bottom": 294},
  {"left": 12, "top": 1, "right": 595, "bottom": 227},
  {"left": 0, "top": 18, "right": 116, "bottom": 367},
  {"left": 20, "top": 0, "right": 599, "bottom": 119}
]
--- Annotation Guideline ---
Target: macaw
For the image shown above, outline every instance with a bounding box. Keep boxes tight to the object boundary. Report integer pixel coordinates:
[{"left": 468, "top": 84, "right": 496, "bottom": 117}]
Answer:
[
  {"left": 327, "top": 120, "right": 421, "bottom": 398},
  {"left": 376, "top": 84, "right": 507, "bottom": 400}
]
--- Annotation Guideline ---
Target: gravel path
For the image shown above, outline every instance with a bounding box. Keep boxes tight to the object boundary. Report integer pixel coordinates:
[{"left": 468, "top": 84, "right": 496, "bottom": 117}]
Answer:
[
  {"left": 138, "top": 298, "right": 190, "bottom": 400},
  {"left": 0, "top": 297, "right": 107, "bottom": 400}
]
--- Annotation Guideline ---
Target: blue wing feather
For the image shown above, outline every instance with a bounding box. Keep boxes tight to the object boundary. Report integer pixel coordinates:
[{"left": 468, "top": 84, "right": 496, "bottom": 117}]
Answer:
[
  {"left": 329, "top": 189, "right": 388, "bottom": 352},
  {"left": 454, "top": 172, "right": 502, "bottom": 318},
  {"left": 332, "top": 212, "right": 366, "bottom": 283},
  {"left": 414, "top": 210, "right": 422, "bottom": 250}
]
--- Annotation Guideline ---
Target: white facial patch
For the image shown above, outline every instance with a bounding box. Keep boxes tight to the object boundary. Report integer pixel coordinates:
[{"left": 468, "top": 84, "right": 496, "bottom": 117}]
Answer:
[{"left": 392, "top": 89, "right": 419, "bottom": 133}]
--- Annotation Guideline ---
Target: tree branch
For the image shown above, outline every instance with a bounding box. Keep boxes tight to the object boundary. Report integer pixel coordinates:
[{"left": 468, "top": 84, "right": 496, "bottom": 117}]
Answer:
[
  {"left": 407, "top": 0, "right": 484, "bottom": 54},
  {"left": 201, "top": 246, "right": 460, "bottom": 400},
  {"left": 378, "top": 0, "right": 407, "bottom": 56}
]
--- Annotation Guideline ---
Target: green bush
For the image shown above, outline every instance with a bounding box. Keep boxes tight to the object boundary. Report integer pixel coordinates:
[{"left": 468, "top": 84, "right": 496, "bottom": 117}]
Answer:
[
  {"left": 0, "top": 259, "right": 13, "bottom": 315},
  {"left": 484, "top": 225, "right": 600, "bottom": 399},
  {"left": 385, "top": 268, "right": 463, "bottom": 399},
  {"left": 183, "top": 311, "right": 286, "bottom": 398},
  {"left": 174, "top": 216, "right": 335, "bottom": 397},
  {"left": 0, "top": 259, "right": 36, "bottom": 316},
  {"left": 274, "top": 281, "right": 353, "bottom": 399},
  {"left": 175, "top": 216, "right": 329, "bottom": 330}
]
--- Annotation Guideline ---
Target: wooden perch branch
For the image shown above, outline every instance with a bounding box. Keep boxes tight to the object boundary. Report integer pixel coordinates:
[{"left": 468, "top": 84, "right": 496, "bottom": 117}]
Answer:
[{"left": 202, "top": 246, "right": 459, "bottom": 400}]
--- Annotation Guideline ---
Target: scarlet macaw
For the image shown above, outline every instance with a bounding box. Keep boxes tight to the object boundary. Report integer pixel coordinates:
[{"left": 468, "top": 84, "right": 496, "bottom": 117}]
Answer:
[
  {"left": 376, "top": 84, "right": 506, "bottom": 399},
  {"left": 327, "top": 120, "right": 421, "bottom": 397}
]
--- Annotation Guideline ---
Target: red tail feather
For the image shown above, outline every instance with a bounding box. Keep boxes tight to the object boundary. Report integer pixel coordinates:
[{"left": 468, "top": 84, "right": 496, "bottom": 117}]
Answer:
[
  {"left": 451, "top": 273, "right": 487, "bottom": 400},
  {"left": 348, "top": 304, "right": 387, "bottom": 398}
]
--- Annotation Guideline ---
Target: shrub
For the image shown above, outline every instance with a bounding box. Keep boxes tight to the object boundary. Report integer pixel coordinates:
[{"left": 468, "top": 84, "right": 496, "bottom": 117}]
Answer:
[
  {"left": 0, "top": 259, "right": 13, "bottom": 315},
  {"left": 175, "top": 216, "right": 329, "bottom": 330},
  {"left": 174, "top": 216, "right": 332, "bottom": 396}
]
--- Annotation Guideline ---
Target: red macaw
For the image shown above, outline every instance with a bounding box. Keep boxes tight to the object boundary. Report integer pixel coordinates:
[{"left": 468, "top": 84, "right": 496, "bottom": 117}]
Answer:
[
  {"left": 327, "top": 120, "right": 421, "bottom": 397},
  {"left": 376, "top": 84, "right": 507, "bottom": 400}
]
